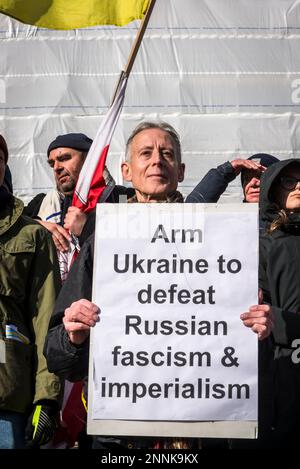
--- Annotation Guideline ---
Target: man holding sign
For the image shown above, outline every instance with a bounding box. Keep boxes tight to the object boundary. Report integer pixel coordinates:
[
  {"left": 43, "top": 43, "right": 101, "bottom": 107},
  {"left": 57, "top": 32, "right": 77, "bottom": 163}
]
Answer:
[{"left": 44, "top": 122, "right": 273, "bottom": 449}]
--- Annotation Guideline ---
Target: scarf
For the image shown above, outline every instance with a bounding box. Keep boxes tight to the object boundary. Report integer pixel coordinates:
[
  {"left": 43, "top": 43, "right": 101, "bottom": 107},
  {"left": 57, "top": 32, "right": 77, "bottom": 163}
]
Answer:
[{"left": 127, "top": 190, "right": 184, "bottom": 204}]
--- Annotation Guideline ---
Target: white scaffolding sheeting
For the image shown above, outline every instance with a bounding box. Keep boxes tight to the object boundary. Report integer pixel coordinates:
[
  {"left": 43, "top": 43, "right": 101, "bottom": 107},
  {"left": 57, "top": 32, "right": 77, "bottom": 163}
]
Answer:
[{"left": 1, "top": 0, "right": 300, "bottom": 203}]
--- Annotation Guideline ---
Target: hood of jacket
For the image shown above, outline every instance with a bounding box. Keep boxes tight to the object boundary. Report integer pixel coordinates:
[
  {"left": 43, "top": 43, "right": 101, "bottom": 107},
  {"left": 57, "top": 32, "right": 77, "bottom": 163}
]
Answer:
[
  {"left": 0, "top": 193, "right": 24, "bottom": 236},
  {"left": 260, "top": 158, "right": 300, "bottom": 226}
]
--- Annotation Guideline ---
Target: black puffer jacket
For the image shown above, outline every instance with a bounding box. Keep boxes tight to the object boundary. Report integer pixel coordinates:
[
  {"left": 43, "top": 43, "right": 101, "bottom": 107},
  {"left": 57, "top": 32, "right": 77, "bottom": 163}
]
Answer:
[
  {"left": 44, "top": 234, "right": 93, "bottom": 382},
  {"left": 258, "top": 158, "right": 300, "bottom": 446},
  {"left": 185, "top": 161, "right": 236, "bottom": 203}
]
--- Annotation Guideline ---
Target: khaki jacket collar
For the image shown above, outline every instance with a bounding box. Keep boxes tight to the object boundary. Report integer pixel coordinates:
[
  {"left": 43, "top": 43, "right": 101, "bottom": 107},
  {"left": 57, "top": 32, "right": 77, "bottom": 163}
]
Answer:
[{"left": 0, "top": 196, "right": 24, "bottom": 236}]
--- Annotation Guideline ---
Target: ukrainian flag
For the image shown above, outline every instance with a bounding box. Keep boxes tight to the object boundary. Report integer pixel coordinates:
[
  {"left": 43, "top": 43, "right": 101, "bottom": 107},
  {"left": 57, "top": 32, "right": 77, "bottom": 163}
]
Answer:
[{"left": 0, "top": 0, "right": 150, "bottom": 29}]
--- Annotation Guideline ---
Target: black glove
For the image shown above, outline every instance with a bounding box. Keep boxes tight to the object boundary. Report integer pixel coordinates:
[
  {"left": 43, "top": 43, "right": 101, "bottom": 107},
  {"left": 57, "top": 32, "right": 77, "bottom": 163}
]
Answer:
[{"left": 25, "top": 400, "right": 59, "bottom": 448}]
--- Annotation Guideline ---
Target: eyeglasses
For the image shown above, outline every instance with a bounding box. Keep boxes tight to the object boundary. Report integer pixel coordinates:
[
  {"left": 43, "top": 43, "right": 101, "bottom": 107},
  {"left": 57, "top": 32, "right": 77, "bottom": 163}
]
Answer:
[{"left": 280, "top": 176, "right": 300, "bottom": 191}]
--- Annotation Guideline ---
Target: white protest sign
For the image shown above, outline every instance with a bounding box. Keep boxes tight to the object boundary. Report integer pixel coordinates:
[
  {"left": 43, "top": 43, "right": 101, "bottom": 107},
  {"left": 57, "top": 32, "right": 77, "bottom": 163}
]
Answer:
[{"left": 88, "top": 203, "right": 258, "bottom": 437}]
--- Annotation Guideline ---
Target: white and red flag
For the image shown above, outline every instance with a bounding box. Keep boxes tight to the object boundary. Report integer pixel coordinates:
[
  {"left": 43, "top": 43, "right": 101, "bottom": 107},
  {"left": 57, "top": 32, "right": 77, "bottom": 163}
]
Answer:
[
  {"left": 59, "top": 73, "right": 128, "bottom": 275},
  {"left": 55, "top": 75, "right": 128, "bottom": 447},
  {"left": 72, "top": 74, "right": 128, "bottom": 213}
]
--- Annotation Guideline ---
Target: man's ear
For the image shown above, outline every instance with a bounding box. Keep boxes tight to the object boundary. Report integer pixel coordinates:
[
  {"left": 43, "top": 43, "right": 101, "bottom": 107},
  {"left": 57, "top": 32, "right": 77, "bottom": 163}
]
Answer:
[
  {"left": 178, "top": 163, "right": 185, "bottom": 183},
  {"left": 121, "top": 161, "right": 132, "bottom": 182}
]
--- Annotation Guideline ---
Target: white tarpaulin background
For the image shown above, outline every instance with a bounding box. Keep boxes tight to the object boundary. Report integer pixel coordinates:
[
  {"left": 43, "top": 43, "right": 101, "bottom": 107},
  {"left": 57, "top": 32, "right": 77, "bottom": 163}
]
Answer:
[{"left": 1, "top": 0, "right": 300, "bottom": 203}]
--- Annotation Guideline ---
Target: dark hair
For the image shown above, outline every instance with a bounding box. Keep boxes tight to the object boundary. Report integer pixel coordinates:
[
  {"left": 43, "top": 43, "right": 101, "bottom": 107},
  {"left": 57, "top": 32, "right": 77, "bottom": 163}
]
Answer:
[
  {"left": 0, "top": 135, "right": 8, "bottom": 163},
  {"left": 268, "top": 161, "right": 300, "bottom": 232}
]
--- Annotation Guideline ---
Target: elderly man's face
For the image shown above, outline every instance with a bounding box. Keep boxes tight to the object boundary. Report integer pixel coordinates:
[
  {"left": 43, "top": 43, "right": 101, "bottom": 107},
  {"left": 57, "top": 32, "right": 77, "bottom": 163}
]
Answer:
[
  {"left": 48, "top": 147, "right": 85, "bottom": 196},
  {"left": 121, "top": 128, "right": 185, "bottom": 202},
  {"left": 0, "top": 149, "right": 5, "bottom": 187},
  {"left": 242, "top": 169, "right": 262, "bottom": 203}
]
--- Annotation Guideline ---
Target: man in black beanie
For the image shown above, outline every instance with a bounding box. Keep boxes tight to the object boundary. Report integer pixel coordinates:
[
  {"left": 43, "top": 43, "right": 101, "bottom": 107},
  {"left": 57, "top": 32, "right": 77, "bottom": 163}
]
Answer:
[
  {"left": 186, "top": 153, "right": 279, "bottom": 204},
  {"left": 47, "top": 133, "right": 93, "bottom": 196},
  {"left": 25, "top": 133, "right": 133, "bottom": 256},
  {"left": 24, "top": 133, "right": 92, "bottom": 250}
]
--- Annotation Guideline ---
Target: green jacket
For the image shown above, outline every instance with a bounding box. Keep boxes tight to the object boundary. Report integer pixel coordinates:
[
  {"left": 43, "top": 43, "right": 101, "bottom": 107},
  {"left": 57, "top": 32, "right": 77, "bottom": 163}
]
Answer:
[{"left": 0, "top": 196, "right": 61, "bottom": 413}]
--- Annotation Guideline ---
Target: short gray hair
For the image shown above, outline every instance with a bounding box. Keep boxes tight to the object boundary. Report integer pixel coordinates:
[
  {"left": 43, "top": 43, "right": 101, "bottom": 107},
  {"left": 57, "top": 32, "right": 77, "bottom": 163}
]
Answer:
[{"left": 125, "top": 121, "right": 182, "bottom": 163}]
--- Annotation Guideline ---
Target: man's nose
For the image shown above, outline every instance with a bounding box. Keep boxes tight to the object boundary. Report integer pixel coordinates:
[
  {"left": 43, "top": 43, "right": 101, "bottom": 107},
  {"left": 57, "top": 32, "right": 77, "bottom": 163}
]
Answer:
[
  {"left": 251, "top": 177, "right": 260, "bottom": 187},
  {"left": 151, "top": 149, "right": 163, "bottom": 164},
  {"left": 53, "top": 160, "right": 62, "bottom": 172}
]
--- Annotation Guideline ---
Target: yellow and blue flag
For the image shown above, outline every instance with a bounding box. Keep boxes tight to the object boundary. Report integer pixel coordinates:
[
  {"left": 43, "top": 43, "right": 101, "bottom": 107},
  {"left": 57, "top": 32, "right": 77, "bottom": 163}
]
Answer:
[{"left": 0, "top": 0, "right": 150, "bottom": 29}]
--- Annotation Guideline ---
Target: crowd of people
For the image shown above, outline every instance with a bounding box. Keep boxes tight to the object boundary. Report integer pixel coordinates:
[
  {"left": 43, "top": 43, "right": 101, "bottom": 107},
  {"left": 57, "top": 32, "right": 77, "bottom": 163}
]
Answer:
[{"left": 1, "top": 121, "right": 300, "bottom": 449}]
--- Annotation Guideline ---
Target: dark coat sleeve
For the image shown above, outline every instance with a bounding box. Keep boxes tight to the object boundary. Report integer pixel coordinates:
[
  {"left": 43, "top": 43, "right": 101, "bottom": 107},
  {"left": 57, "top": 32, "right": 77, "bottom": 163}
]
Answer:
[
  {"left": 44, "top": 235, "right": 94, "bottom": 381},
  {"left": 185, "top": 161, "right": 236, "bottom": 203},
  {"left": 78, "top": 185, "right": 135, "bottom": 246},
  {"left": 259, "top": 235, "right": 300, "bottom": 346},
  {"left": 78, "top": 212, "right": 96, "bottom": 246},
  {"left": 23, "top": 193, "right": 46, "bottom": 218}
]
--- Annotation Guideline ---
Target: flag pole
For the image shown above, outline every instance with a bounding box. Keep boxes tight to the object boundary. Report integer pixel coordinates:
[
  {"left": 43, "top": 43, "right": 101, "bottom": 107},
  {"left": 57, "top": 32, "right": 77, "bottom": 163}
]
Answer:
[
  {"left": 110, "top": 0, "right": 157, "bottom": 104},
  {"left": 123, "top": 0, "right": 157, "bottom": 77}
]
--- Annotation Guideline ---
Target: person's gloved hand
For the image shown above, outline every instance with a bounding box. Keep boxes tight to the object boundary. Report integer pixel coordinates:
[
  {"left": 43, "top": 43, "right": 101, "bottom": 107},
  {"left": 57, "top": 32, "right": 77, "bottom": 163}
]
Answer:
[{"left": 25, "top": 400, "right": 59, "bottom": 448}]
